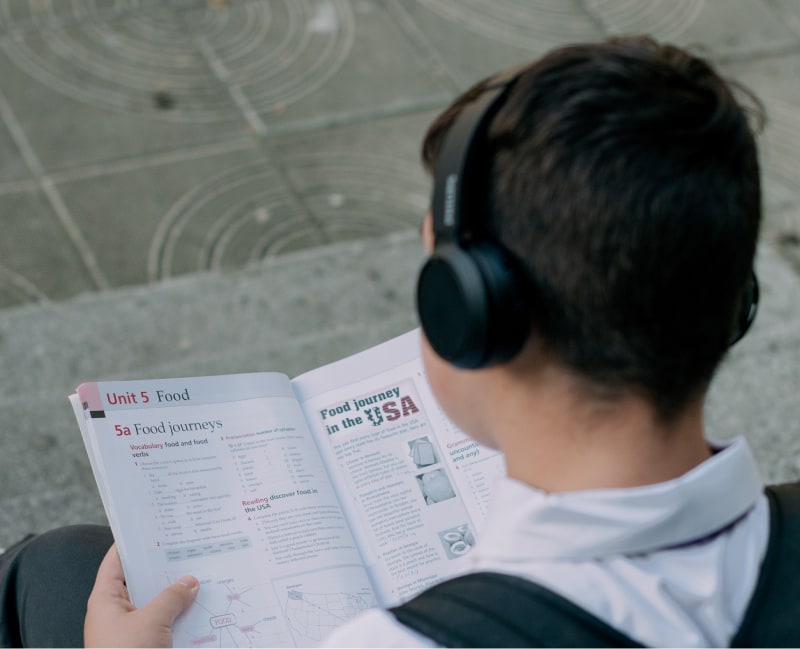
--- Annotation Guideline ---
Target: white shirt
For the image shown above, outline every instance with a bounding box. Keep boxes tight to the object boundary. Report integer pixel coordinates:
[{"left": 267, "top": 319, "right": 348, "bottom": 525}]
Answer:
[{"left": 324, "top": 437, "right": 769, "bottom": 647}]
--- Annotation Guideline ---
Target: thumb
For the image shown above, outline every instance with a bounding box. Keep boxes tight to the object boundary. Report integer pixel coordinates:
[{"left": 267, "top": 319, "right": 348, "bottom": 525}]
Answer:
[{"left": 139, "top": 576, "right": 199, "bottom": 628}]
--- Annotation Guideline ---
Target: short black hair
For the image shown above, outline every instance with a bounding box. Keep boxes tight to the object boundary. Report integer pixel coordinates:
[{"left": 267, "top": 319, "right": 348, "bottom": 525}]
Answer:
[{"left": 422, "top": 36, "right": 763, "bottom": 421}]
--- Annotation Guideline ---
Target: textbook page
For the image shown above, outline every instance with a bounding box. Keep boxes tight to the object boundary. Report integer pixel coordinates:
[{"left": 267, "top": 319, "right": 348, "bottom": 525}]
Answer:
[
  {"left": 292, "top": 330, "right": 507, "bottom": 606},
  {"left": 74, "top": 373, "right": 375, "bottom": 648}
]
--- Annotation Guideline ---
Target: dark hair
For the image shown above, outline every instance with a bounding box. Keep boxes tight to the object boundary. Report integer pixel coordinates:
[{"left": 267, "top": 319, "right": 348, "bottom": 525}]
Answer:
[{"left": 422, "top": 36, "right": 763, "bottom": 420}]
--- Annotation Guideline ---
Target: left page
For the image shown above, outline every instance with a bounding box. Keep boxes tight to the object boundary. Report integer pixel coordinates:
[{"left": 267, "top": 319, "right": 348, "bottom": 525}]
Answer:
[{"left": 72, "top": 373, "right": 375, "bottom": 648}]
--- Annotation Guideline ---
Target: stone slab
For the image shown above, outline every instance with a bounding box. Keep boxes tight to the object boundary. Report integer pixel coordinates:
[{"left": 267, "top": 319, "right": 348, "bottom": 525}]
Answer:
[
  {"left": 0, "top": 187, "right": 97, "bottom": 302},
  {"left": 706, "top": 239, "right": 800, "bottom": 483},
  {"left": 0, "top": 231, "right": 424, "bottom": 547},
  {"left": 0, "top": 0, "right": 799, "bottom": 312},
  {"left": 0, "top": 0, "right": 799, "bottom": 552},
  {"left": 0, "top": 41, "right": 246, "bottom": 173},
  {"left": 1, "top": 232, "right": 799, "bottom": 547}
]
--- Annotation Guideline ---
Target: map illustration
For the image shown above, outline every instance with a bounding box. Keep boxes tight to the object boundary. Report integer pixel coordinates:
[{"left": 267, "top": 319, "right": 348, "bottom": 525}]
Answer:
[{"left": 285, "top": 588, "right": 376, "bottom": 642}]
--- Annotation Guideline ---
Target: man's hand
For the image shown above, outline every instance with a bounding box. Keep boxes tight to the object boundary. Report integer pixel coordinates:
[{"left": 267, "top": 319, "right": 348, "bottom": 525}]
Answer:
[{"left": 85, "top": 544, "right": 199, "bottom": 648}]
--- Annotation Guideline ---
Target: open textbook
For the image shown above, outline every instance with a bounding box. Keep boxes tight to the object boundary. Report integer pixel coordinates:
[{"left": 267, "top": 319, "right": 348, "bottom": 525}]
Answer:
[{"left": 70, "top": 329, "right": 506, "bottom": 648}]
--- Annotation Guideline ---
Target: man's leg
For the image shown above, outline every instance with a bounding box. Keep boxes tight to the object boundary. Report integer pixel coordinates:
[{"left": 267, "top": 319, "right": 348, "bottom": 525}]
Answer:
[{"left": 0, "top": 525, "right": 112, "bottom": 647}]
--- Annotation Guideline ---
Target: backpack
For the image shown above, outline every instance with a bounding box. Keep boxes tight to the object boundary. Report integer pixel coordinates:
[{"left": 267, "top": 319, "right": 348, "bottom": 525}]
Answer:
[{"left": 390, "top": 482, "right": 800, "bottom": 647}]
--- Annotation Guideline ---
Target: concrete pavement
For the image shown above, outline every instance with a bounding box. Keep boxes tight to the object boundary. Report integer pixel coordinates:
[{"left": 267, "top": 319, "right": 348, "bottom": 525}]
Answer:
[{"left": 0, "top": 0, "right": 798, "bottom": 547}]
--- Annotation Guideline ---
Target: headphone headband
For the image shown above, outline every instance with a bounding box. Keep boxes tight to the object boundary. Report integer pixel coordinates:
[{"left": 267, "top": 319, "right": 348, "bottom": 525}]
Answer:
[
  {"left": 419, "top": 70, "right": 532, "bottom": 368},
  {"left": 431, "top": 72, "right": 522, "bottom": 246}
]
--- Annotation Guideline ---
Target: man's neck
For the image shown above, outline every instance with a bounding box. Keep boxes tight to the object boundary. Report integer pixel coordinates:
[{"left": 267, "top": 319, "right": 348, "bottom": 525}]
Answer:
[{"left": 487, "top": 362, "right": 712, "bottom": 493}]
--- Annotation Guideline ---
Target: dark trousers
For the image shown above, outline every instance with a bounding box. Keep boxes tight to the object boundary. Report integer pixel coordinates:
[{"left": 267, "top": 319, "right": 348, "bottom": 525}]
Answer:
[{"left": 0, "top": 525, "right": 113, "bottom": 648}]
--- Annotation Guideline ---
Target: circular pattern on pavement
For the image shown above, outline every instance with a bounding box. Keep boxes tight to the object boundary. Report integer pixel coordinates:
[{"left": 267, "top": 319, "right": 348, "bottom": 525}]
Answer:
[
  {"left": 764, "top": 0, "right": 800, "bottom": 39},
  {"left": 417, "top": 0, "right": 704, "bottom": 49},
  {"left": 0, "top": 0, "right": 355, "bottom": 122},
  {"left": 147, "top": 153, "right": 428, "bottom": 281},
  {"left": 585, "top": 0, "right": 705, "bottom": 42}
]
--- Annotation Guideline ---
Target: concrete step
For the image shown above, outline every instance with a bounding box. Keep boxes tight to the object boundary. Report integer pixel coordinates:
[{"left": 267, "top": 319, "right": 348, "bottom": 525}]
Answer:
[
  {"left": 0, "top": 231, "right": 798, "bottom": 547},
  {"left": 0, "top": 230, "right": 423, "bottom": 546}
]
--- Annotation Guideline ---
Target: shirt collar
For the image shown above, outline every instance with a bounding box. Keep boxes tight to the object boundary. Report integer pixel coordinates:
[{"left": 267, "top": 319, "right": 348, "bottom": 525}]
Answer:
[{"left": 474, "top": 437, "right": 764, "bottom": 561}]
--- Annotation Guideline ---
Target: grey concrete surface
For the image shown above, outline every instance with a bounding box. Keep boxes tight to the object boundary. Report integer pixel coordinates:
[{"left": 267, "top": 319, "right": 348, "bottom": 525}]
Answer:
[
  {"left": 0, "top": 232, "right": 424, "bottom": 547},
  {"left": 1, "top": 0, "right": 800, "bottom": 307},
  {"left": 0, "top": 0, "right": 798, "bottom": 547},
  {"left": 0, "top": 230, "right": 798, "bottom": 549}
]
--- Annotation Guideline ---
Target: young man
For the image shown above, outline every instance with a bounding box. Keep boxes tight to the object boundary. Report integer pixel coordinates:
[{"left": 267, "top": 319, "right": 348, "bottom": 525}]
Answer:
[
  {"left": 323, "top": 35, "right": 775, "bottom": 646},
  {"left": 2, "top": 36, "right": 793, "bottom": 647}
]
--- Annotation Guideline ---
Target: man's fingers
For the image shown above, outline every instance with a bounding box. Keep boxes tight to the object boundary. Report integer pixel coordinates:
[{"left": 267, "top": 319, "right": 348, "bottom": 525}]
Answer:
[
  {"left": 139, "top": 576, "right": 200, "bottom": 628},
  {"left": 85, "top": 549, "right": 199, "bottom": 648}
]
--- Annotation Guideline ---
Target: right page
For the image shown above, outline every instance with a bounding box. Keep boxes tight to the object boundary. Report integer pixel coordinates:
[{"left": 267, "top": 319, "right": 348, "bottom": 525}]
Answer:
[{"left": 292, "top": 329, "right": 506, "bottom": 606}]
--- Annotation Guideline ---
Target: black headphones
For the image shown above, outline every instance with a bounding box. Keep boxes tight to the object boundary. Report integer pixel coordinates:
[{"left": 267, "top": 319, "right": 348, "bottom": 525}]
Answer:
[
  {"left": 416, "top": 71, "right": 531, "bottom": 369},
  {"left": 416, "top": 70, "right": 759, "bottom": 369},
  {"left": 730, "top": 271, "right": 759, "bottom": 345}
]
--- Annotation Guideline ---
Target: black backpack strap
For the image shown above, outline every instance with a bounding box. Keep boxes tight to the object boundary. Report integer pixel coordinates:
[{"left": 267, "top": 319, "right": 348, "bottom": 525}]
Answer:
[
  {"left": 732, "top": 482, "right": 800, "bottom": 648},
  {"left": 389, "top": 571, "right": 643, "bottom": 648}
]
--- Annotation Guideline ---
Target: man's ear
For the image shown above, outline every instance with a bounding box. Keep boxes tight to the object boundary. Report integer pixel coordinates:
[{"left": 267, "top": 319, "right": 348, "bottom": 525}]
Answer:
[{"left": 421, "top": 211, "right": 434, "bottom": 254}]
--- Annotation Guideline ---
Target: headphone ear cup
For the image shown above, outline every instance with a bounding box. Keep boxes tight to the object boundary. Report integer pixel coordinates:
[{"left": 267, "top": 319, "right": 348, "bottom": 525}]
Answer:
[
  {"left": 418, "top": 245, "right": 491, "bottom": 368},
  {"left": 417, "top": 243, "right": 530, "bottom": 368}
]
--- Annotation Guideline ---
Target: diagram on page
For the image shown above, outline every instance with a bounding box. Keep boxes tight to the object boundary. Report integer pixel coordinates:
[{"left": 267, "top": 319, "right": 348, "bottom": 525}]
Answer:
[
  {"left": 274, "top": 566, "right": 376, "bottom": 645},
  {"left": 170, "top": 568, "right": 292, "bottom": 648}
]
